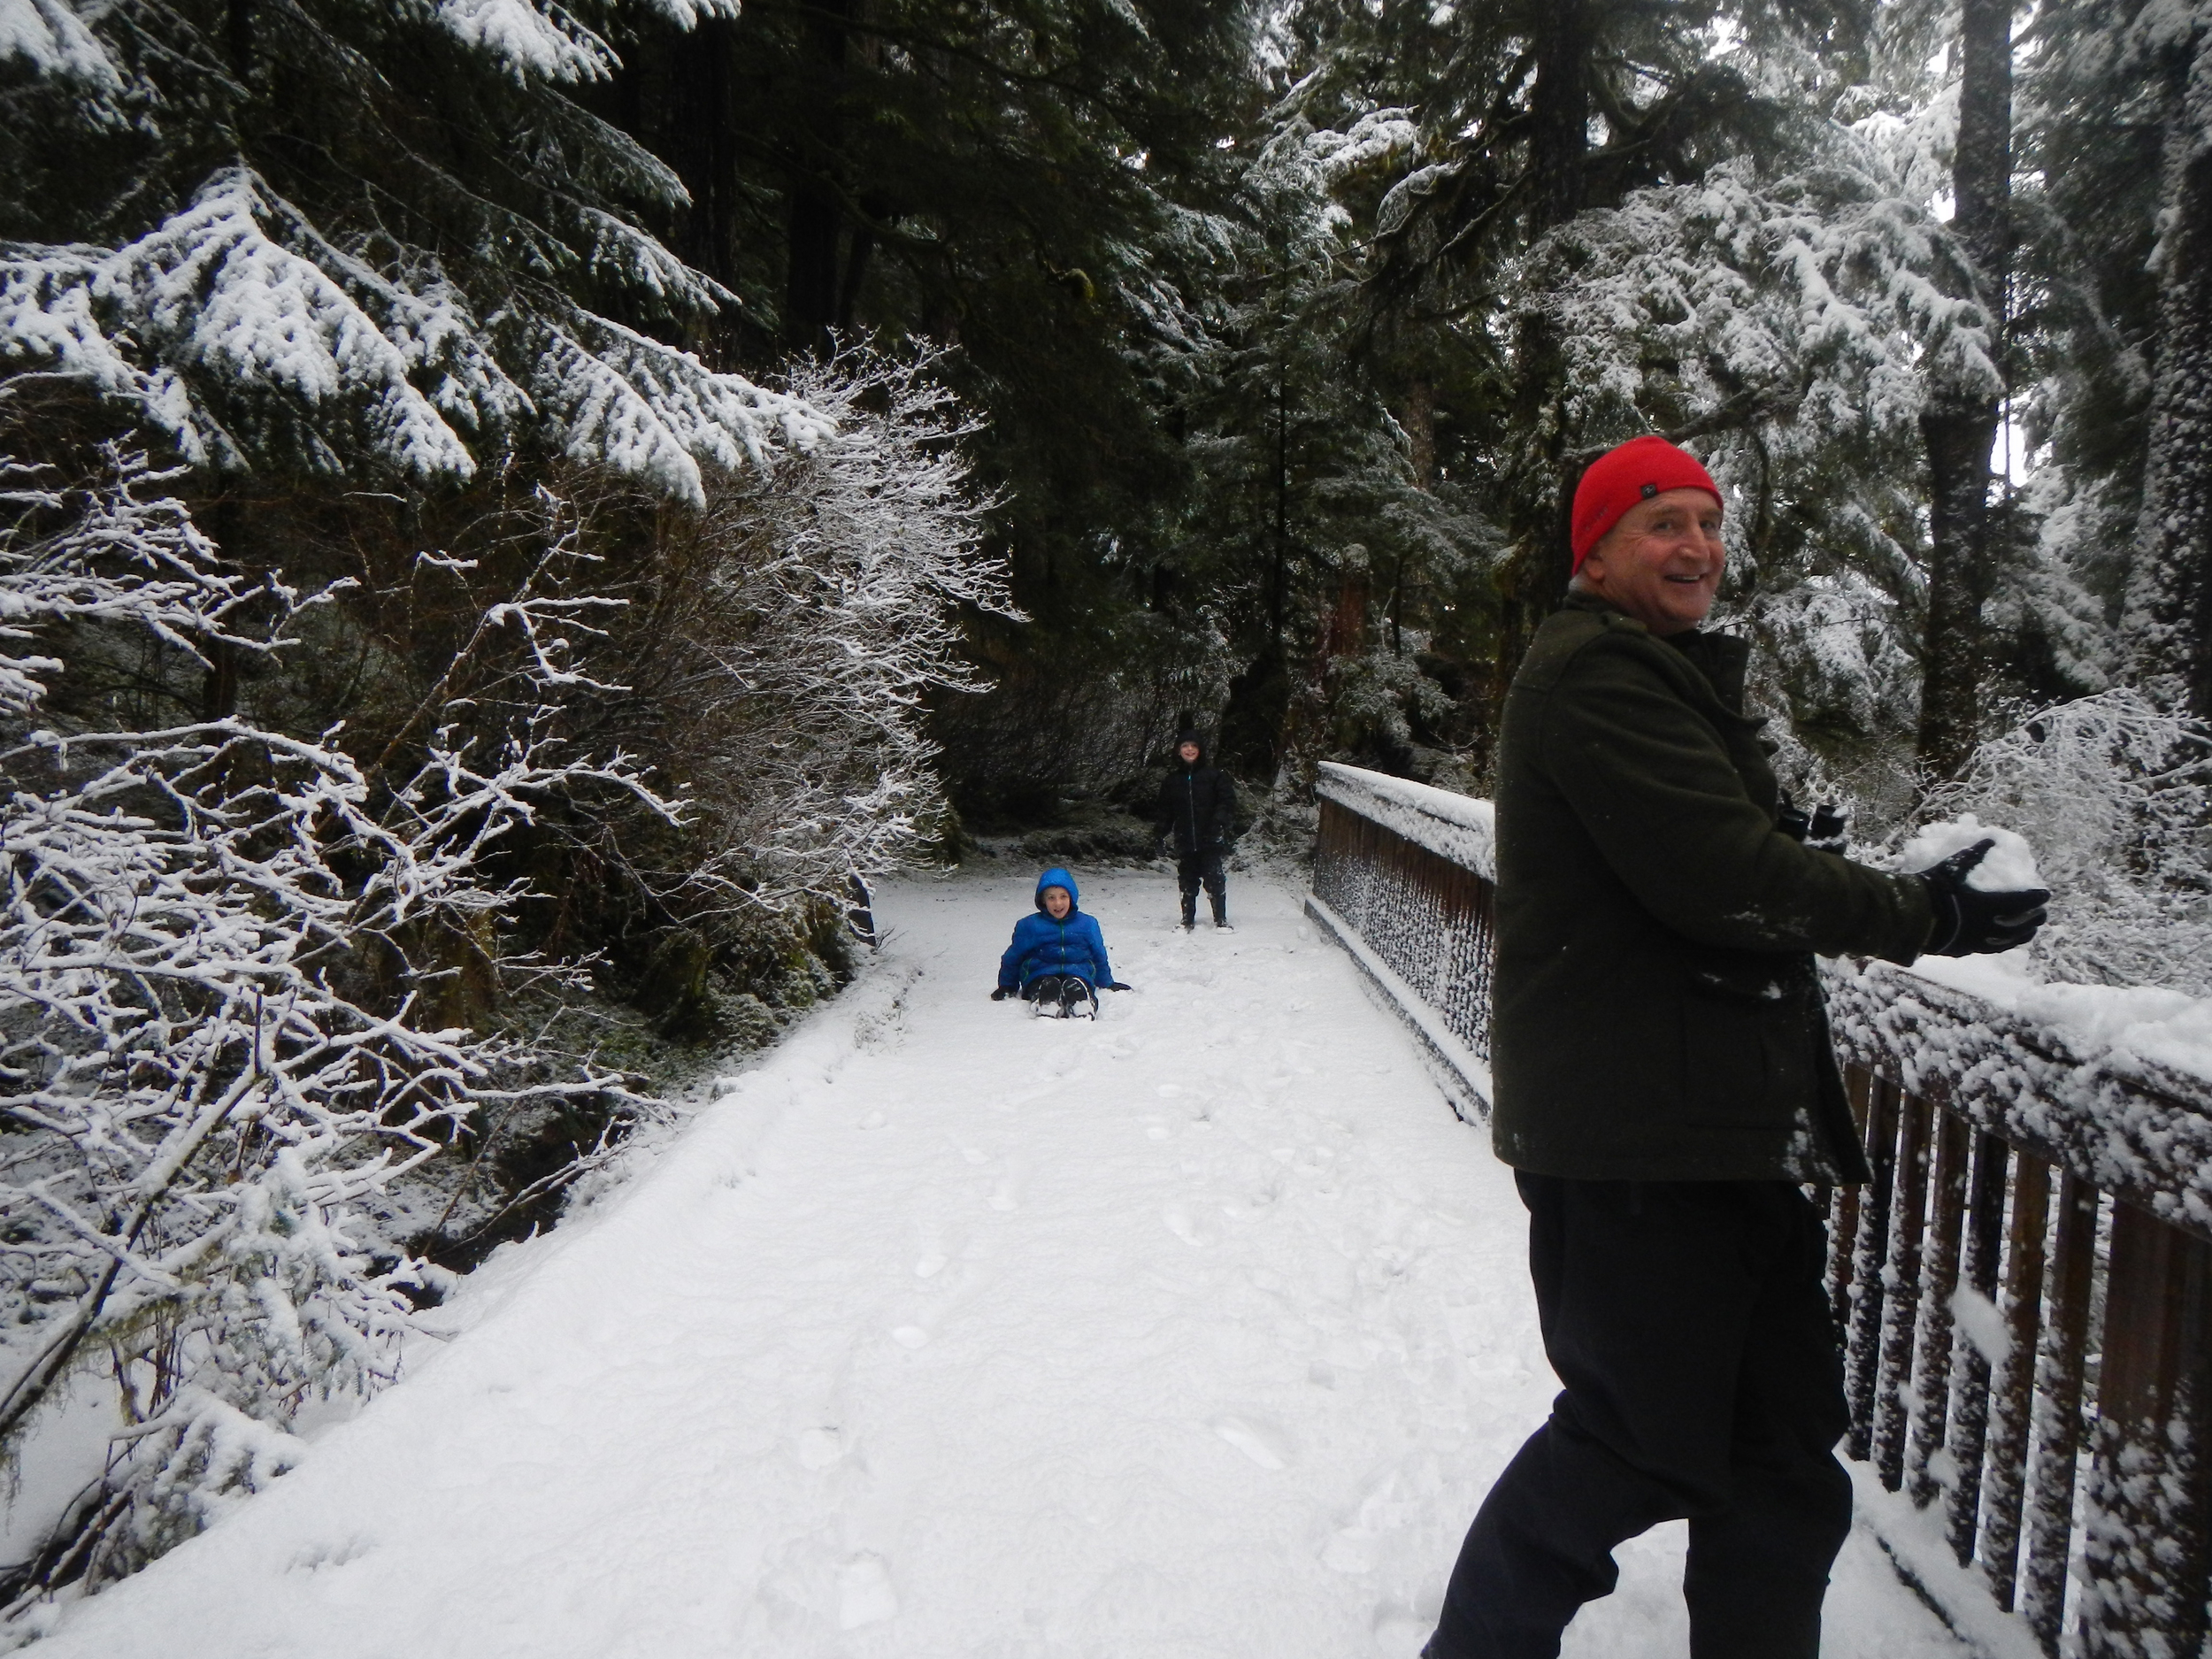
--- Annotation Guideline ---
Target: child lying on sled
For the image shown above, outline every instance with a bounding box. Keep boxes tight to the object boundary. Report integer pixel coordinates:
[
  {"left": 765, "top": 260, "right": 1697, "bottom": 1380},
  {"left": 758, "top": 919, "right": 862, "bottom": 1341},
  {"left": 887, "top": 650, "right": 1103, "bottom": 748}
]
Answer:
[{"left": 991, "top": 866, "right": 1131, "bottom": 1018}]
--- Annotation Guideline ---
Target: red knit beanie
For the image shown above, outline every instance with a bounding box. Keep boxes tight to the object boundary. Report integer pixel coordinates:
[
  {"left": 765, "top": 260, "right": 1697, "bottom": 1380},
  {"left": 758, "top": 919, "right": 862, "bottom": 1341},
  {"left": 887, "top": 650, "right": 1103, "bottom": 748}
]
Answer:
[{"left": 1570, "top": 435, "right": 1723, "bottom": 572}]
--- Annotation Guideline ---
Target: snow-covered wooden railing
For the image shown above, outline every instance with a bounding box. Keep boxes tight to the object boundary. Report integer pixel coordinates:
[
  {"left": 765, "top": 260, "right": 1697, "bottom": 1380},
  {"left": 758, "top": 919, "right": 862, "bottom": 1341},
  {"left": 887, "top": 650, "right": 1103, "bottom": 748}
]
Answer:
[
  {"left": 1821, "top": 965, "right": 2212, "bottom": 1657},
  {"left": 1305, "top": 763, "right": 1495, "bottom": 1122},
  {"left": 1311, "top": 761, "right": 2212, "bottom": 1658}
]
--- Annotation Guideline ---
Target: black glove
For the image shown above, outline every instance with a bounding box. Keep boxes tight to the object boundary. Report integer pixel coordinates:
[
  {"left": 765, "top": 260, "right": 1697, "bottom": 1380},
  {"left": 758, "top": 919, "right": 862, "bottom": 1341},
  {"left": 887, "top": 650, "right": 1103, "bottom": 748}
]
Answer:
[
  {"left": 990, "top": 986, "right": 1010, "bottom": 1001},
  {"left": 1777, "top": 799, "right": 1848, "bottom": 853},
  {"left": 1918, "top": 839, "right": 2050, "bottom": 956},
  {"left": 1807, "top": 804, "right": 1849, "bottom": 855},
  {"left": 1105, "top": 980, "right": 1133, "bottom": 992}
]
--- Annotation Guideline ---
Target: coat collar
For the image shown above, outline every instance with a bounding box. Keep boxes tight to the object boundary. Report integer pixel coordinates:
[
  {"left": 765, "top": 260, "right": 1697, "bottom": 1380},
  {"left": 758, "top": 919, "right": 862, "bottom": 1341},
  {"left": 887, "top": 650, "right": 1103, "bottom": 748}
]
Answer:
[{"left": 1560, "top": 589, "right": 1750, "bottom": 713}]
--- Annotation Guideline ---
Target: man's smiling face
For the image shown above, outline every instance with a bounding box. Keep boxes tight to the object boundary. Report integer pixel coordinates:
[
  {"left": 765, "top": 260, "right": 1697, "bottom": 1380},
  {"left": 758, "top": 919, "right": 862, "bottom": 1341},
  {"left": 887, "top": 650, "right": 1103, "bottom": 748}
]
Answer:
[{"left": 1576, "top": 487, "right": 1725, "bottom": 637}]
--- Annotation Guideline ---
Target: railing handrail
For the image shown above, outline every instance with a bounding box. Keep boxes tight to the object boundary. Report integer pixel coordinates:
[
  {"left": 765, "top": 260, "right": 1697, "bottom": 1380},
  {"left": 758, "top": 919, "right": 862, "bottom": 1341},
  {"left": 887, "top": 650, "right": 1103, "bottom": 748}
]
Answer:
[
  {"left": 1315, "top": 761, "right": 1496, "bottom": 881},
  {"left": 1827, "top": 959, "right": 2212, "bottom": 1245}
]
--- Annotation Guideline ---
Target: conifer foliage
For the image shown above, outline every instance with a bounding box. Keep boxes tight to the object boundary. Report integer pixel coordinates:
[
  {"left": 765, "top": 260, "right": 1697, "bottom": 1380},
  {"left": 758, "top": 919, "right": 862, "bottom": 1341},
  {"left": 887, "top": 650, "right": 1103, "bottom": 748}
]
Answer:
[{"left": 0, "top": 0, "right": 825, "bottom": 501}]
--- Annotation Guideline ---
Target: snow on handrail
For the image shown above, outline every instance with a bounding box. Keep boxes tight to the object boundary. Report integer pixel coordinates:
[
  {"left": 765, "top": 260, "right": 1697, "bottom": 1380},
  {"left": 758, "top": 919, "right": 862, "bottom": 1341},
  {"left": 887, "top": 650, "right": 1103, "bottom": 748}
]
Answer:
[
  {"left": 1824, "top": 958, "right": 2212, "bottom": 1242},
  {"left": 1314, "top": 762, "right": 1495, "bottom": 880}
]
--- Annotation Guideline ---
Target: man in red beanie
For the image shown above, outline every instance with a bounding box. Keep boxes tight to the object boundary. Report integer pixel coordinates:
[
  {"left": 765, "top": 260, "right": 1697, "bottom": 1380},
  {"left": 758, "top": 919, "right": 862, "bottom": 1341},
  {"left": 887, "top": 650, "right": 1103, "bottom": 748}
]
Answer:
[{"left": 1421, "top": 436, "right": 2048, "bottom": 1658}]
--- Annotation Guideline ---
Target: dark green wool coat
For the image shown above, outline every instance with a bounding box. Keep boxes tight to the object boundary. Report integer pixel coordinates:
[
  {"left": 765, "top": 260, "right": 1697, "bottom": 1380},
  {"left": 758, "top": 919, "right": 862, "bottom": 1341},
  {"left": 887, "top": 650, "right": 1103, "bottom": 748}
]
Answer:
[{"left": 1490, "top": 595, "right": 1932, "bottom": 1184}]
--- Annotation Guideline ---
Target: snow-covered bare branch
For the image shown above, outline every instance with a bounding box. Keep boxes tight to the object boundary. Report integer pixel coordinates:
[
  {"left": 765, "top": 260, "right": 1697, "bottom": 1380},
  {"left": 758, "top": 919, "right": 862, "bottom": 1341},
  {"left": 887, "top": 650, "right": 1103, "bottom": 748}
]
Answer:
[{"left": 0, "top": 443, "right": 674, "bottom": 1609}]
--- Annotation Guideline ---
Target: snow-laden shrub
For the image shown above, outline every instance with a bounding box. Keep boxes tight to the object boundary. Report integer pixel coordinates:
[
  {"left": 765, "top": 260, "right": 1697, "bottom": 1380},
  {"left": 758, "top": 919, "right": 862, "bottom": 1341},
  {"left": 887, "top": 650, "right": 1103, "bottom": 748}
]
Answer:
[
  {"left": 1918, "top": 689, "right": 2212, "bottom": 994},
  {"left": 0, "top": 442, "right": 670, "bottom": 1613},
  {"left": 611, "top": 349, "right": 1018, "bottom": 909}
]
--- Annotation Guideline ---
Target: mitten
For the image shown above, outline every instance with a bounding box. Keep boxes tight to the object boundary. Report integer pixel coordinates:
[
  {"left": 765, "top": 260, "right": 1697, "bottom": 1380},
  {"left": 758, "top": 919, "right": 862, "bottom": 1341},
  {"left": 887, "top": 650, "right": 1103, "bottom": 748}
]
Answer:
[
  {"left": 1105, "top": 980, "right": 1133, "bottom": 992},
  {"left": 1919, "top": 839, "right": 2050, "bottom": 956},
  {"left": 990, "top": 986, "right": 1010, "bottom": 1001}
]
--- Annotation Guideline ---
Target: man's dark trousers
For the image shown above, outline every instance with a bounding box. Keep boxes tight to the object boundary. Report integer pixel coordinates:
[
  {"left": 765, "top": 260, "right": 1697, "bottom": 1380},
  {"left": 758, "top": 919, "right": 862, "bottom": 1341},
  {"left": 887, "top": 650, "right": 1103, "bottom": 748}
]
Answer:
[
  {"left": 1177, "top": 847, "right": 1226, "bottom": 924},
  {"left": 1430, "top": 1174, "right": 1851, "bottom": 1659}
]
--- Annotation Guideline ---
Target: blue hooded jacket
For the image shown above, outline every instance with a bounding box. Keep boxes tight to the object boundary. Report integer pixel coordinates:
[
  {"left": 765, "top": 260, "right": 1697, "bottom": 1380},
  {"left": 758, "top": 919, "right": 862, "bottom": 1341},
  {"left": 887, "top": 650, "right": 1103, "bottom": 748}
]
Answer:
[{"left": 998, "top": 867, "right": 1114, "bottom": 991}]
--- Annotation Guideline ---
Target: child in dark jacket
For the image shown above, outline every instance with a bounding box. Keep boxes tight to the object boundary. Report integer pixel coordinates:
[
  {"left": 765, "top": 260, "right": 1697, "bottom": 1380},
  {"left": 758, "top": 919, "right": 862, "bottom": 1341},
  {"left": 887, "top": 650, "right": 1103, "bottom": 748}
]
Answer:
[
  {"left": 992, "top": 867, "right": 1128, "bottom": 1018},
  {"left": 1154, "top": 730, "right": 1236, "bottom": 930}
]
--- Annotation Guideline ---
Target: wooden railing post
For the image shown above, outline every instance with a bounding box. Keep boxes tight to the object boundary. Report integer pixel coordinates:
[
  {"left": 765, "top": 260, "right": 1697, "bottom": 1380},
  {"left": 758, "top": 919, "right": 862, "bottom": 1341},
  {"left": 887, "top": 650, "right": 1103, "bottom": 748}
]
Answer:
[
  {"left": 1847, "top": 1071, "right": 1901, "bottom": 1463},
  {"left": 1874, "top": 1085, "right": 1932, "bottom": 1490},
  {"left": 2078, "top": 1202, "right": 2212, "bottom": 1658},
  {"left": 1942, "top": 1132, "right": 2009, "bottom": 1564},
  {"left": 1907, "top": 1109, "right": 1971, "bottom": 1508},
  {"left": 1980, "top": 1151, "right": 2050, "bottom": 1612},
  {"left": 2022, "top": 1173, "right": 2099, "bottom": 1653}
]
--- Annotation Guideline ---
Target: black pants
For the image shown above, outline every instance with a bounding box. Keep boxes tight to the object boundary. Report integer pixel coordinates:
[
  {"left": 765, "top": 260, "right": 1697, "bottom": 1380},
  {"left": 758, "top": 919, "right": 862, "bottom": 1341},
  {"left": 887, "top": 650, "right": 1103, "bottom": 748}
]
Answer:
[
  {"left": 1022, "top": 974, "right": 1093, "bottom": 1013},
  {"left": 1177, "top": 847, "right": 1226, "bottom": 924},
  {"left": 1430, "top": 1175, "right": 1851, "bottom": 1659}
]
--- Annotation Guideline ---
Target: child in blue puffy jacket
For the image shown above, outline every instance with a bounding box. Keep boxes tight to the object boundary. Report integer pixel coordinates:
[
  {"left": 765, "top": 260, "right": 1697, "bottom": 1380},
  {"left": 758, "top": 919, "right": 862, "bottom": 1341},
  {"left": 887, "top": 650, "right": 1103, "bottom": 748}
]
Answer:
[{"left": 992, "top": 867, "right": 1130, "bottom": 1018}]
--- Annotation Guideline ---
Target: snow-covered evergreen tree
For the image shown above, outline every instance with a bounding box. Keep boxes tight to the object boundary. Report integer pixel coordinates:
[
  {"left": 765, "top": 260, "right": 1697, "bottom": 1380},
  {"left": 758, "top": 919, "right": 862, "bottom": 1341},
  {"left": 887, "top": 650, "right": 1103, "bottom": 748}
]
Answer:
[{"left": 0, "top": 0, "right": 826, "bottom": 501}]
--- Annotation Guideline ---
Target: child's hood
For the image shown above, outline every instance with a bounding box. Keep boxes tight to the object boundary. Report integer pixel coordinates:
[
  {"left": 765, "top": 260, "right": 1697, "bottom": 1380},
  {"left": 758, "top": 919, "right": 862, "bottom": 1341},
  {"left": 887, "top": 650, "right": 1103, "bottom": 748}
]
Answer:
[{"left": 1033, "top": 867, "right": 1079, "bottom": 911}]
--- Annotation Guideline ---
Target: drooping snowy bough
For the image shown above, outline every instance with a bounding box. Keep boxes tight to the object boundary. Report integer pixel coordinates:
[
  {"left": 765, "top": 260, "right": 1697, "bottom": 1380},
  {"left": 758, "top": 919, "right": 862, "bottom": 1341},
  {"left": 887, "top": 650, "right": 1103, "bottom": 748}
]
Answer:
[{"left": 1312, "top": 760, "right": 2212, "bottom": 1656}]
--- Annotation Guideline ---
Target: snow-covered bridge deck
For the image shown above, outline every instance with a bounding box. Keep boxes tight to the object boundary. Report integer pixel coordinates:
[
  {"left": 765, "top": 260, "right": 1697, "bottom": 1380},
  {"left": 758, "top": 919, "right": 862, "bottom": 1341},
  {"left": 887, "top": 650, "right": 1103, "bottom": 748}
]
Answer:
[{"left": 32, "top": 872, "right": 1967, "bottom": 1658}]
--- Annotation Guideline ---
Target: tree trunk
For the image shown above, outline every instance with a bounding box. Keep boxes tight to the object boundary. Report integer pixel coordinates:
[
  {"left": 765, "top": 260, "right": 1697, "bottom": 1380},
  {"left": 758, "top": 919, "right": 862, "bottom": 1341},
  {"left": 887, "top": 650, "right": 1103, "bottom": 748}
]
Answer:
[
  {"left": 1402, "top": 376, "right": 1436, "bottom": 489},
  {"left": 670, "top": 20, "right": 741, "bottom": 294},
  {"left": 1918, "top": 402, "right": 2000, "bottom": 772},
  {"left": 204, "top": 499, "right": 246, "bottom": 720},
  {"left": 786, "top": 1, "right": 857, "bottom": 356},
  {"left": 1916, "top": 0, "right": 2013, "bottom": 778},
  {"left": 2124, "top": 19, "right": 2212, "bottom": 718},
  {"left": 1530, "top": 0, "right": 1589, "bottom": 234},
  {"left": 1489, "top": 0, "right": 1591, "bottom": 720}
]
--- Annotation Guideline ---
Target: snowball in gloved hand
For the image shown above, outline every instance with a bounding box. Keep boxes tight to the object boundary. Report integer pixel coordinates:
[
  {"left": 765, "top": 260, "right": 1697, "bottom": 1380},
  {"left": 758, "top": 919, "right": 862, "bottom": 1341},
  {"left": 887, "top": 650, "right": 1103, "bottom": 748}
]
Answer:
[
  {"left": 1916, "top": 838, "right": 2051, "bottom": 956},
  {"left": 1894, "top": 814, "right": 2041, "bottom": 890}
]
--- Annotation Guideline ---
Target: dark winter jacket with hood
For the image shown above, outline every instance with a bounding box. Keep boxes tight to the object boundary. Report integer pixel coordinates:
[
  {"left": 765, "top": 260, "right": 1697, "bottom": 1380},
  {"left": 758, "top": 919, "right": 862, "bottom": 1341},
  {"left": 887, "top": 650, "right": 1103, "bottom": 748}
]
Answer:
[
  {"left": 1490, "top": 592, "right": 1934, "bottom": 1185},
  {"left": 998, "top": 868, "right": 1114, "bottom": 991},
  {"left": 1154, "top": 736, "right": 1237, "bottom": 855}
]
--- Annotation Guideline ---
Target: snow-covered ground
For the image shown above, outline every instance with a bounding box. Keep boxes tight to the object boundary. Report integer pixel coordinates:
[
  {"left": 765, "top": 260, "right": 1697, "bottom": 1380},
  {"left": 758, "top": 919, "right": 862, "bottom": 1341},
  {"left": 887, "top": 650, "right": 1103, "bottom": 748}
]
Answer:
[{"left": 25, "top": 871, "right": 1974, "bottom": 1658}]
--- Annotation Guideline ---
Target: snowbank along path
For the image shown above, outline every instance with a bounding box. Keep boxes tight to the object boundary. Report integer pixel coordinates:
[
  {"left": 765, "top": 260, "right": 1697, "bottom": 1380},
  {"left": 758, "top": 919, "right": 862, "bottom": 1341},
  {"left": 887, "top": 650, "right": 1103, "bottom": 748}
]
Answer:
[{"left": 32, "top": 871, "right": 1971, "bottom": 1658}]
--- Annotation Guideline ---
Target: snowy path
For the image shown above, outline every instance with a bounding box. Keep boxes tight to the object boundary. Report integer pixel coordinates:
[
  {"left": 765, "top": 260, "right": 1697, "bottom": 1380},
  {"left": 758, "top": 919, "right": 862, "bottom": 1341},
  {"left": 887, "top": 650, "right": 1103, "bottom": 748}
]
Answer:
[{"left": 33, "top": 872, "right": 1971, "bottom": 1658}]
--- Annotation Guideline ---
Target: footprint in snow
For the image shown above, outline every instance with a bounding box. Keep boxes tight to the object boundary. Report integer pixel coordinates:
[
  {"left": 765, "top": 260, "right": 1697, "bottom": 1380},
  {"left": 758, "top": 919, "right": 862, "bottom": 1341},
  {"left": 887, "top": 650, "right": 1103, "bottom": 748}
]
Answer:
[
  {"left": 1323, "top": 1527, "right": 1379, "bottom": 1575},
  {"left": 914, "top": 1252, "right": 948, "bottom": 1279},
  {"left": 1371, "top": 1602, "right": 1435, "bottom": 1654},
  {"left": 1162, "top": 1205, "right": 1214, "bottom": 1247},
  {"left": 1212, "top": 1416, "right": 1293, "bottom": 1470},
  {"left": 837, "top": 1555, "right": 899, "bottom": 1630},
  {"left": 796, "top": 1427, "right": 845, "bottom": 1469},
  {"left": 891, "top": 1325, "right": 929, "bottom": 1348}
]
